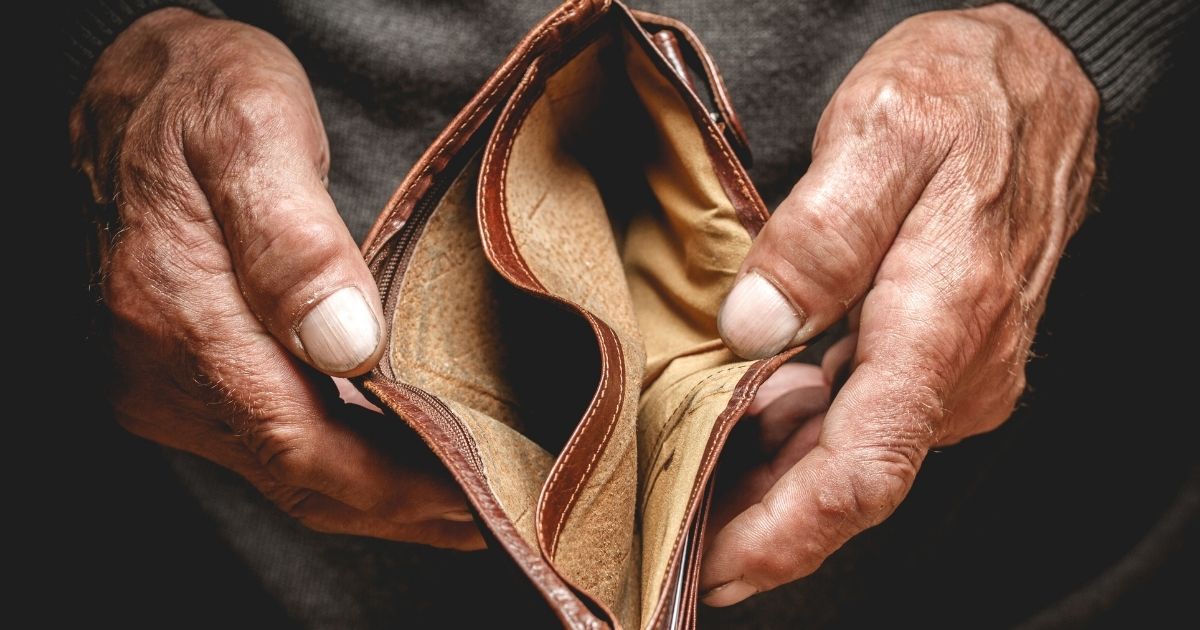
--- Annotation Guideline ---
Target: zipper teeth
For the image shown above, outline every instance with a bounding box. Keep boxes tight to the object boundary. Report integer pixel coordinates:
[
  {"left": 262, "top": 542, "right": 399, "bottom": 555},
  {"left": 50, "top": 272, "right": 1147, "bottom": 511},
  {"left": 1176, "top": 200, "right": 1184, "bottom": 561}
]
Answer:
[
  {"left": 397, "top": 381, "right": 486, "bottom": 476},
  {"left": 367, "top": 172, "right": 484, "bottom": 476},
  {"left": 375, "top": 177, "right": 453, "bottom": 304},
  {"left": 371, "top": 175, "right": 457, "bottom": 383}
]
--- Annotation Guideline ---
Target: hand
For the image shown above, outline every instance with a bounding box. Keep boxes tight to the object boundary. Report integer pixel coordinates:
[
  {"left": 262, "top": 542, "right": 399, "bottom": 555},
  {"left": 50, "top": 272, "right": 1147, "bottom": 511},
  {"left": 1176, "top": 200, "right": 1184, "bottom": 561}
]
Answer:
[
  {"left": 71, "top": 8, "right": 481, "bottom": 549},
  {"left": 704, "top": 3, "right": 1097, "bottom": 605}
]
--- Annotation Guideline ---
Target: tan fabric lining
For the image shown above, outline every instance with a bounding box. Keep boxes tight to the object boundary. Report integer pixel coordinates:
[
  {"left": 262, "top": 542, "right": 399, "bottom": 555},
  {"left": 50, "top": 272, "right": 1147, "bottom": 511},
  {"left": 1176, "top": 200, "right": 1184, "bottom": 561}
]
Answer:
[
  {"left": 504, "top": 37, "right": 645, "bottom": 621},
  {"left": 388, "top": 156, "right": 560, "bottom": 548},
  {"left": 503, "top": 30, "right": 753, "bottom": 626},
  {"left": 442, "top": 399, "right": 553, "bottom": 546},
  {"left": 386, "top": 25, "right": 755, "bottom": 628},
  {"left": 390, "top": 157, "right": 523, "bottom": 430}
]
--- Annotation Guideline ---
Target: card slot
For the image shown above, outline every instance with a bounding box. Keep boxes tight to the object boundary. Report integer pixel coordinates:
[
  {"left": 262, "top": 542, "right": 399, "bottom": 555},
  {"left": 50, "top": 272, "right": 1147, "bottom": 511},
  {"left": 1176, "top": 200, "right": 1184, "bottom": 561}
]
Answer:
[{"left": 387, "top": 152, "right": 603, "bottom": 459}]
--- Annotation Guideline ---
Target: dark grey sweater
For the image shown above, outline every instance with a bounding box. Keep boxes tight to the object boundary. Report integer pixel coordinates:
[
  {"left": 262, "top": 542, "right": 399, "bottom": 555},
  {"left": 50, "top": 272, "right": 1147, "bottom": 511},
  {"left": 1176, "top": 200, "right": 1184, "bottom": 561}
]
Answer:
[{"left": 63, "top": 1, "right": 1199, "bottom": 628}]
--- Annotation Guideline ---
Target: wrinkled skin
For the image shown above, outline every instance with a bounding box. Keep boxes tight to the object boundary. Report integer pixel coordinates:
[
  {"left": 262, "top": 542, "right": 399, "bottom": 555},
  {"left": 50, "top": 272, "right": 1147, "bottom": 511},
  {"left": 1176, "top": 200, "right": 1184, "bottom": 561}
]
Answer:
[
  {"left": 703, "top": 3, "right": 1098, "bottom": 606},
  {"left": 70, "top": 1, "right": 1098, "bottom": 598},
  {"left": 71, "top": 8, "right": 482, "bottom": 550}
]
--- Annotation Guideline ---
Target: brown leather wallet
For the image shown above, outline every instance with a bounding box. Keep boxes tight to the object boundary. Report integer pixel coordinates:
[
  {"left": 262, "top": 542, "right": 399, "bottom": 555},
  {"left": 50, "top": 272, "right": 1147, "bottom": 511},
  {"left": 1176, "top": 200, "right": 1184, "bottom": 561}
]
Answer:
[{"left": 357, "top": 1, "right": 797, "bottom": 627}]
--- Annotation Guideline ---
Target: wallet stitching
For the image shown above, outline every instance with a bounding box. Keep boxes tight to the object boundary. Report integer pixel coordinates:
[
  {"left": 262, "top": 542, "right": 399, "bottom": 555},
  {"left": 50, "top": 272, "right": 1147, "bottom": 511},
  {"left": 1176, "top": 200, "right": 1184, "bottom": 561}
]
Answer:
[
  {"left": 647, "top": 358, "right": 775, "bottom": 629},
  {"left": 550, "top": 325, "right": 625, "bottom": 557},
  {"left": 468, "top": 7, "right": 762, "bottom": 621},
  {"left": 641, "top": 364, "right": 747, "bottom": 482},
  {"left": 699, "top": 117, "right": 753, "bottom": 214},
  {"left": 492, "top": 10, "right": 753, "bottom": 564},
  {"left": 487, "top": 69, "right": 542, "bottom": 288},
  {"left": 638, "top": 365, "right": 747, "bottom": 514},
  {"left": 490, "top": 74, "right": 630, "bottom": 558},
  {"left": 483, "top": 47, "right": 627, "bottom": 560},
  {"left": 370, "top": 382, "right": 592, "bottom": 628},
  {"left": 373, "top": 4, "right": 634, "bottom": 628},
  {"left": 383, "top": 2, "right": 576, "bottom": 238}
]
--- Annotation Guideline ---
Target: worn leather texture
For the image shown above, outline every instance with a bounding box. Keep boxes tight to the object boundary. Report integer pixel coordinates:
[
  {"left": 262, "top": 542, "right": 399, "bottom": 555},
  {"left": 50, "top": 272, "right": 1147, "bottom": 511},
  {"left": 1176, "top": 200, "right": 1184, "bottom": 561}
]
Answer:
[{"left": 358, "top": 2, "right": 799, "bottom": 627}]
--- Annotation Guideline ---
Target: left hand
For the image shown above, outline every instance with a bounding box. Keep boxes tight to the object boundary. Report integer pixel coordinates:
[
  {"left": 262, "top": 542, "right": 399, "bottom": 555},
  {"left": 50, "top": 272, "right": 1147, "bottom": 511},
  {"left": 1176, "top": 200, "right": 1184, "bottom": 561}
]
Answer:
[{"left": 703, "top": 3, "right": 1098, "bottom": 606}]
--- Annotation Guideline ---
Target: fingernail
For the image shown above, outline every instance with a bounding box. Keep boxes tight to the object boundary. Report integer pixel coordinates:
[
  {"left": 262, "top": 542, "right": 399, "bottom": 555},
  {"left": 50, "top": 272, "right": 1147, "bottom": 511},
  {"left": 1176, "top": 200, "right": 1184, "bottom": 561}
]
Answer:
[
  {"left": 701, "top": 581, "right": 757, "bottom": 607},
  {"left": 298, "top": 287, "right": 380, "bottom": 373},
  {"left": 442, "top": 510, "right": 474, "bottom": 523},
  {"left": 718, "top": 272, "right": 805, "bottom": 359}
]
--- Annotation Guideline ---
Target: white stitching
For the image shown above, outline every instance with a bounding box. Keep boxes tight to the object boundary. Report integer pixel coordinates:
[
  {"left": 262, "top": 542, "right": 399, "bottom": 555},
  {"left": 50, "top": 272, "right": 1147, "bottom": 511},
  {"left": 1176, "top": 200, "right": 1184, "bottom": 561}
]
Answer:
[
  {"left": 548, "top": 323, "right": 622, "bottom": 556},
  {"left": 377, "top": 3, "right": 576, "bottom": 246},
  {"left": 647, "top": 357, "right": 777, "bottom": 629},
  {"left": 475, "top": 3, "right": 631, "bottom": 559}
]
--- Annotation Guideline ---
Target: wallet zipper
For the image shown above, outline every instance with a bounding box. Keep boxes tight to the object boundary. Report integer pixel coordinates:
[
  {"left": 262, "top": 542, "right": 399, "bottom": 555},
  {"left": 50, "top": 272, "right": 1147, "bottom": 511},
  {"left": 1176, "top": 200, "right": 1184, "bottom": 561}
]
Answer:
[
  {"left": 395, "top": 380, "right": 486, "bottom": 476},
  {"left": 374, "top": 176, "right": 453, "bottom": 309},
  {"left": 368, "top": 174, "right": 486, "bottom": 477}
]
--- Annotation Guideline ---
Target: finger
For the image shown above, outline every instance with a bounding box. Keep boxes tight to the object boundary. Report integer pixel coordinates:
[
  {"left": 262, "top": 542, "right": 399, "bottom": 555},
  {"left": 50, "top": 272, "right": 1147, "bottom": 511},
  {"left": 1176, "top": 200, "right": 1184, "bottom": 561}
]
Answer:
[
  {"left": 116, "top": 370, "right": 473, "bottom": 528},
  {"left": 185, "top": 78, "right": 384, "bottom": 376},
  {"left": 747, "top": 363, "right": 825, "bottom": 415},
  {"left": 701, "top": 370, "right": 930, "bottom": 606},
  {"left": 107, "top": 201, "right": 467, "bottom": 537},
  {"left": 151, "top": 415, "right": 483, "bottom": 550},
  {"left": 718, "top": 82, "right": 951, "bottom": 359},
  {"left": 241, "top": 385, "right": 474, "bottom": 523},
  {"left": 711, "top": 410, "right": 825, "bottom": 537},
  {"left": 711, "top": 380, "right": 829, "bottom": 561},
  {"left": 701, "top": 215, "right": 988, "bottom": 605},
  {"left": 820, "top": 333, "right": 857, "bottom": 385},
  {"left": 289, "top": 492, "right": 485, "bottom": 551},
  {"left": 756, "top": 386, "right": 829, "bottom": 454}
]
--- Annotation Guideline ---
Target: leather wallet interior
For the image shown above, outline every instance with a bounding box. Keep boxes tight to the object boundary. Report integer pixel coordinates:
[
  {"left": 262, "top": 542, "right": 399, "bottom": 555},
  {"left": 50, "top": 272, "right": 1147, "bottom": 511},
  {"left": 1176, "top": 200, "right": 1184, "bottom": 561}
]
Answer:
[{"left": 359, "top": 2, "right": 795, "bottom": 628}]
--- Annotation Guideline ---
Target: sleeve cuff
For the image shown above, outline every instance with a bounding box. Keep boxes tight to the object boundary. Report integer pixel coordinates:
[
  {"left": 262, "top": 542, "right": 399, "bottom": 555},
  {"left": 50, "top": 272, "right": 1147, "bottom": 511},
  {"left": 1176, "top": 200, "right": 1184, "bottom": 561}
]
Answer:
[
  {"left": 1004, "top": 0, "right": 1197, "bottom": 125},
  {"left": 63, "top": 0, "right": 226, "bottom": 108}
]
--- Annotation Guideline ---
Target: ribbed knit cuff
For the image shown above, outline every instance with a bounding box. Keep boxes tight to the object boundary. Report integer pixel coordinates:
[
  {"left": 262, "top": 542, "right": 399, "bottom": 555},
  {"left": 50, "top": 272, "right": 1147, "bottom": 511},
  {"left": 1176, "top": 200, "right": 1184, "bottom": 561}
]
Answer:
[
  {"left": 62, "top": 0, "right": 225, "bottom": 108},
  {"left": 1006, "top": 0, "right": 1197, "bottom": 125}
]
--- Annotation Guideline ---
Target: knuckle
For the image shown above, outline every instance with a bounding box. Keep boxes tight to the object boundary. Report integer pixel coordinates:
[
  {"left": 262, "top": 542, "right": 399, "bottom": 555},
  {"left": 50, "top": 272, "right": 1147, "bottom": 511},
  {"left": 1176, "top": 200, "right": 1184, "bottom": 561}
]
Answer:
[
  {"left": 241, "top": 220, "right": 348, "bottom": 301},
  {"left": 861, "top": 76, "right": 907, "bottom": 123},
  {"left": 741, "top": 534, "right": 801, "bottom": 585},
  {"left": 102, "top": 255, "right": 147, "bottom": 326},
  {"left": 851, "top": 76, "right": 915, "bottom": 136},
  {"left": 248, "top": 419, "right": 312, "bottom": 485},
  {"left": 102, "top": 225, "right": 230, "bottom": 335},
  {"left": 1010, "top": 369, "right": 1028, "bottom": 400},
  {"left": 294, "top": 515, "right": 337, "bottom": 535},
  {"left": 218, "top": 83, "right": 295, "bottom": 142},
  {"left": 263, "top": 220, "right": 346, "bottom": 268},
  {"left": 103, "top": 235, "right": 172, "bottom": 333},
  {"left": 773, "top": 194, "right": 874, "bottom": 304},
  {"left": 870, "top": 363, "right": 949, "bottom": 434},
  {"left": 903, "top": 382, "right": 947, "bottom": 430},
  {"left": 286, "top": 497, "right": 332, "bottom": 532},
  {"left": 836, "top": 71, "right": 953, "bottom": 160},
  {"left": 839, "top": 451, "right": 919, "bottom": 527},
  {"left": 988, "top": 370, "right": 1027, "bottom": 429},
  {"left": 265, "top": 486, "right": 335, "bottom": 533}
]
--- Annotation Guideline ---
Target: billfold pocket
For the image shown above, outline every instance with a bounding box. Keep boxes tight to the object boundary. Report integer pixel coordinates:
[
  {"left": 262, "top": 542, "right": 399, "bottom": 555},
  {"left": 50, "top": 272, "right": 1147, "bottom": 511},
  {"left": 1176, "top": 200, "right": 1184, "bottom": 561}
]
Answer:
[{"left": 357, "top": 2, "right": 799, "bottom": 627}]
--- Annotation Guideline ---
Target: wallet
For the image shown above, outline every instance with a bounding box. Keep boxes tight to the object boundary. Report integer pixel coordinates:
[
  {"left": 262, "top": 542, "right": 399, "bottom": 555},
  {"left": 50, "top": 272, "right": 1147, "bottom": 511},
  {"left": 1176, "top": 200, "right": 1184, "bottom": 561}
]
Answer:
[{"left": 357, "top": 1, "right": 798, "bottom": 627}]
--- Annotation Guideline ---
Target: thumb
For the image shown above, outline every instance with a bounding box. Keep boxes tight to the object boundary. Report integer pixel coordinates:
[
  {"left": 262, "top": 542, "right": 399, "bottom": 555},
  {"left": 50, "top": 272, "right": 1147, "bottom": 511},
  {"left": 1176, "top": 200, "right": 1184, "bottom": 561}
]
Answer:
[
  {"left": 699, "top": 349, "right": 933, "bottom": 607},
  {"left": 717, "top": 86, "right": 946, "bottom": 359},
  {"left": 187, "top": 84, "right": 384, "bottom": 376}
]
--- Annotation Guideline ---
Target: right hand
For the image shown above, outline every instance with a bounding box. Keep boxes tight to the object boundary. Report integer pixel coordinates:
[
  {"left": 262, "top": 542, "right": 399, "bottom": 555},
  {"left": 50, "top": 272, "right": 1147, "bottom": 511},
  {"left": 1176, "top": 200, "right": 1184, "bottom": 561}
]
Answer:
[{"left": 71, "top": 8, "right": 482, "bottom": 549}]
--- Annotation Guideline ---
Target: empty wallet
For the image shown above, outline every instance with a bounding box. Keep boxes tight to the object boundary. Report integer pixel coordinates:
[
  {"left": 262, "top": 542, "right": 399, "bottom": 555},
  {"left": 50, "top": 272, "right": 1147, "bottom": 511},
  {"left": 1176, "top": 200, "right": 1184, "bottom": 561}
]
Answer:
[{"left": 357, "top": 1, "right": 799, "bottom": 627}]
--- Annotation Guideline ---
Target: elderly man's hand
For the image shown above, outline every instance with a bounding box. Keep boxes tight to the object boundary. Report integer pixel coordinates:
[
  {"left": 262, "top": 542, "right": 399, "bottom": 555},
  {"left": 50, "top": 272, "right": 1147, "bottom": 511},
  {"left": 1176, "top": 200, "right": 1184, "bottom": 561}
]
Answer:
[
  {"left": 704, "top": 3, "right": 1097, "bottom": 605},
  {"left": 71, "top": 8, "right": 481, "bottom": 549}
]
